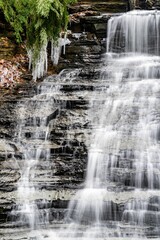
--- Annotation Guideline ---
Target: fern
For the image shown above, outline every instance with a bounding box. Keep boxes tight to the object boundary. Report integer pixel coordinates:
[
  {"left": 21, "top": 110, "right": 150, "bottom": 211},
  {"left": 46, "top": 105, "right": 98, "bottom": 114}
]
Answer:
[{"left": 0, "top": 0, "right": 77, "bottom": 79}]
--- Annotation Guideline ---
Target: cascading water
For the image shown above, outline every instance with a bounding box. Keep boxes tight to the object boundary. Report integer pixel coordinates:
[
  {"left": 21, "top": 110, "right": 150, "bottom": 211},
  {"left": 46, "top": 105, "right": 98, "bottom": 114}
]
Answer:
[
  {"left": 11, "top": 78, "right": 61, "bottom": 229},
  {"left": 107, "top": 10, "right": 160, "bottom": 55},
  {"left": 7, "top": 9, "right": 160, "bottom": 240},
  {"left": 57, "top": 10, "right": 160, "bottom": 239}
]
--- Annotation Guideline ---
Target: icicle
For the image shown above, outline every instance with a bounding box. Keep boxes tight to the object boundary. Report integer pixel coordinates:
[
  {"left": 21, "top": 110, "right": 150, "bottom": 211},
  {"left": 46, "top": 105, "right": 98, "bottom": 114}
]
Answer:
[
  {"left": 27, "top": 33, "right": 70, "bottom": 81},
  {"left": 51, "top": 33, "right": 71, "bottom": 65},
  {"left": 63, "top": 32, "right": 67, "bottom": 55},
  {"left": 27, "top": 49, "right": 32, "bottom": 71},
  {"left": 51, "top": 39, "right": 62, "bottom": 65},
  {"left": 27, "top": 42, "right": 48, "bottom": 81}
]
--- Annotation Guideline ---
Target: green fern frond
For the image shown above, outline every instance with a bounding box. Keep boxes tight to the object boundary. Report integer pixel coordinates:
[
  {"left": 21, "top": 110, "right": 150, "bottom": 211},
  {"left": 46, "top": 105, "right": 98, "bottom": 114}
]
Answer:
[{"left": 0, "top": 0, "right": 77, "bottom": 78}]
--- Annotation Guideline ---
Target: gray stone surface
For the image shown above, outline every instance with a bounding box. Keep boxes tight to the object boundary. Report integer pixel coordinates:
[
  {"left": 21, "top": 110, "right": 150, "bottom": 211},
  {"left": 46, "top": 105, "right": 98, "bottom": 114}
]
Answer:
[{"left": 1, "top": 2, "right": 160, "bottom": 239}]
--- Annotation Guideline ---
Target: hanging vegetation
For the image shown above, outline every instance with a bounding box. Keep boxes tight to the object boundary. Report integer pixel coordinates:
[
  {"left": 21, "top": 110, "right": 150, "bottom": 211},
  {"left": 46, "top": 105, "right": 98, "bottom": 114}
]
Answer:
[{"left": 0, "top": 0, "right": 76, "bottom": 80}]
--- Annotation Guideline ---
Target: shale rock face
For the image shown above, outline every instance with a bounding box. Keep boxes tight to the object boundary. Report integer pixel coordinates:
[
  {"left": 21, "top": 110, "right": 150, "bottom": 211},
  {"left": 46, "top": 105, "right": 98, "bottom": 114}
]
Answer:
[
  {"left": 0, "top": 37, "right": 16, "bottom": 59},
  {"left": 130, "top": 0, "right": 160, "bottom": 9},
  {"left": 0, "top": 1, "right": 132, "bottom": 238},
  {"left": 0, "top": 12, "right": 112, "bottom": 231},
  {"left": 0, "top": 67, "right": 104, "bottom": 231},
  {"left": 1, "top": 5, "right": 160, "bottom": 240},
  {"left": 70, "top": 0, "right": 129, "bottom": 13}
]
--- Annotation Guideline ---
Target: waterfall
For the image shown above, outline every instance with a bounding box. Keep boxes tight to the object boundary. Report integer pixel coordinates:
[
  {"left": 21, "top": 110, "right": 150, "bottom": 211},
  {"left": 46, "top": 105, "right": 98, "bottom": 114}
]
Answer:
[
  {"left": 107, "top": 10, "right": 160, "bottom": 55},
  {"left": 8, "top": 10, "right": 160, "bottom": 240},
  {"left": 58, "top": 10, "right": 160, "bottom": 239}
]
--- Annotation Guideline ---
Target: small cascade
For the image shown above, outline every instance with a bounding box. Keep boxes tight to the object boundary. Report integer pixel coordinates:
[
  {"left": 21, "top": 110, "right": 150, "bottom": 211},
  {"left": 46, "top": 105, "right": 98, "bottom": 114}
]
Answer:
[{"left": 10, "top": 78, "right": 61, "bottom": 228}]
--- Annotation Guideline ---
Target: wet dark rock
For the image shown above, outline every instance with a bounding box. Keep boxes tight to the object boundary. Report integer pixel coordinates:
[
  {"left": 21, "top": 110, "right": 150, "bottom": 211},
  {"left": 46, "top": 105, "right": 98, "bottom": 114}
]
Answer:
[
  {"left": 60, "top": 84, "right": 94, "bottom": 92},
  {"left": 1, "top": 2, "right": 160, "bottom": 239},
  {"left": 69, "top": 200, "right": 122, "bottom": 223},
  {"left": 0, "top": 68, "right": 94, "bottom": 227},
  {"left": 46, "top": 109, "right": 59, "bottom": 126},
  {"left": 69, "top": 0, "right": 128, "bottom": 14}
]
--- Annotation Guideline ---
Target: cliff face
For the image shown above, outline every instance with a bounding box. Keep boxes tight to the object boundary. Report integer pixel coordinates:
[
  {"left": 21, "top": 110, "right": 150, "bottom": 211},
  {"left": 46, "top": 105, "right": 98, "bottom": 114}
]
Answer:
[
  {"left": 0, "top": 18, "right": 108, "bottom": 232},
  {"left": 70, "top": 0, "right": 129, "bottom": 13},
  {"left": 130, "top": 0, "right": 160, "bottom": 9},
  {"left": 0, "top": 2, "right": 130, "bottom": 236},
  {"left": 2, "top": 1, "right": 156, "bottom": 239}
]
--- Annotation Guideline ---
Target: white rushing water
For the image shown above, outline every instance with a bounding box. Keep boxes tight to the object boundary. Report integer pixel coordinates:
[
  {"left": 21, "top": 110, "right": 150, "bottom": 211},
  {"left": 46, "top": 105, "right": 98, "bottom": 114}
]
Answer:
[
  {"left": 11, "top": 78, "right": 61, "bottom": 229},
  {"left": 107, "top": 10, "right": 160, "bottom": 55},
  {"left": 56, "top": 10, "right": 160, "bottom": 239},
  {"left": 11, "top": 10, "right": 160, "bottom": 240}
]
